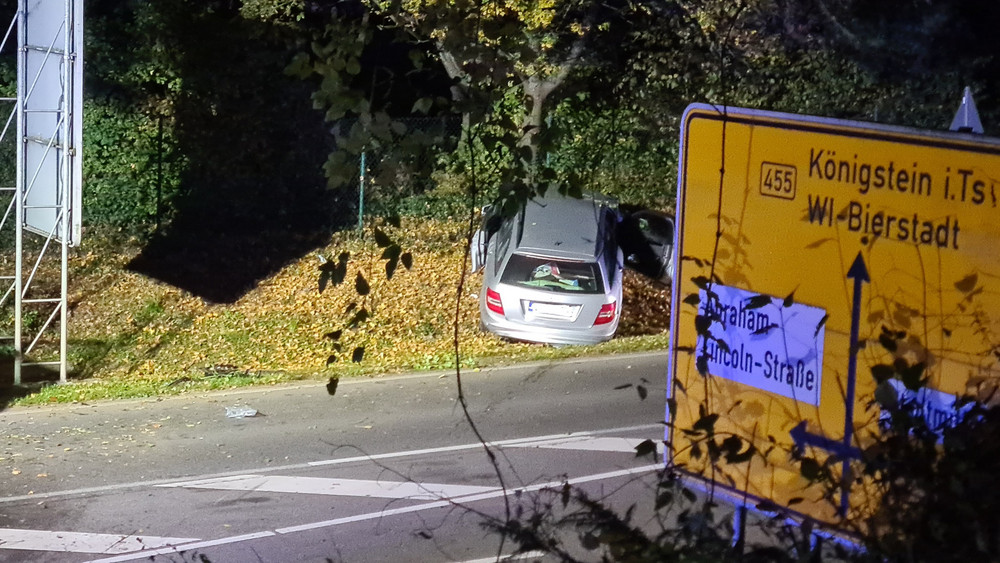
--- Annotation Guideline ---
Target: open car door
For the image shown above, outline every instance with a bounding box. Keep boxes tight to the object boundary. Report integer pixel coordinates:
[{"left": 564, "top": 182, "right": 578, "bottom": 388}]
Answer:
[
  {"left": 471, "top": 229, "right": 487, "bottom": 272},
  {"left": 619, "top": 209, "right": 675, "bottom": 285},
  {"left": 470, "top": 204, "right": 496, "bottom": 272}
]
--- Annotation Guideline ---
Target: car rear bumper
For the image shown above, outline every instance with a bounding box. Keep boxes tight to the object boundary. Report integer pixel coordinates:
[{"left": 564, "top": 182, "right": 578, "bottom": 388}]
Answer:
[{"left": 479, "top": 307, "right": 619, "bottom": 346}]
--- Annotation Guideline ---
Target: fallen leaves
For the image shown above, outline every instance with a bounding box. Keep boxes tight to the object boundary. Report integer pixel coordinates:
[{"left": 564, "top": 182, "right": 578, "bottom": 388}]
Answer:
[{"left": 41, "top": 217, "right": 671, "bottom": 402}]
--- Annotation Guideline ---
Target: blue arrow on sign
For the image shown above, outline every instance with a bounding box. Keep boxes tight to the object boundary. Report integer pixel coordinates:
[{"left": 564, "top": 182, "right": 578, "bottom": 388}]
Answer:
[
  {"left": 788, "top": 252, "right": 868, "bottom": 517},
  {"left": 789, "top": 421, "right": 860, "bottom": 460},
  {"left": 841, "top": 252, "right": 869, "bottom": 515}
]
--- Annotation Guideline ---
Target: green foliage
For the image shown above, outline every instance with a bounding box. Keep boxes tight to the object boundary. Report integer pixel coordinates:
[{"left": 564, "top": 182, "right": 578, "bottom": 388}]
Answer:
[
  {"left": 545, "top": 94, "right": 679, "bottom": 209},
  {"left": 78, "top": 0, "right": 333, "bottom": 235},
  {"left": 848, "top": 326, "right": 1000, "bottom": 562},
  {"left": 82, "top": 100, "right": 185, "bottom": 233},
  {"left": 859, "top": 399, "right": 1000, "bottom": 562}
]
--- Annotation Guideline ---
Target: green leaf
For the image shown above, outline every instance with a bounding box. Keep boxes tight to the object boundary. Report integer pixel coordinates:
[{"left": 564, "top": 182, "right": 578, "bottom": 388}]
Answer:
[
  {"left": 954, "top": 273, "right": 978, "bottom": 293},
  {"left": 637, "top": 385, "right": 648, "bottom": 401},
  {"left": 345, "top": 57, "right": 361, "bottom": 75},
  {"left": 325, "top": 330, "right": 343, "bottom": 341},
  {"left": 385, "top": 256, "right": 398, "bottom": 280},
  {"left": 634, "top": 439, "right": 657, "bottom": 458},
  {"left": 902, "top": 361, "right": 926, "bottom": 391},
  {"left": 722, "top": 436, "right": 755, "bottom": 463},
  {"left": 326, "top": 377, "right": 339, "bottom": 395},
  {"left": 878, "top": 331, "right": 898, "bottom": 352},
  {"left": 814, "top": 314, "right": 829, "bottom": 338},
  {"left": 401, "top": 252, "right": 413, "bottom": 270},
  {"left": 692, "top": 413, "right": 719, "bottom": 434},
  {"left": 783, "top": 291, "right": 795, "bottom": 308},
  {"left": 412, "top": 97, "right": 433, "bottom": 115},
  {"left": 799, "top": 458, "right": 821, "bottom": 481},
  {"left": 351, "top": 346, "right": 365, "bottom": 363},
  {"left": 683, "top": 294, "right": 700, "bottom": 306},
  {"left": 347, "top": 308, "right": 369, "bottom": 329},
  {"left": 751, "top": 323, "right": 777, "bottom": 336},
  {"left": 373, "top": 228, "right": 392, "bottom": 248},
  {"left": 696, "top": 354, "right": 709, "bottom": 376},
  {"left": 320, "top": 253, "right": 349, "bottom": 290},
  {"left": 355, "top": 273, "right": 370, "bottom": 296},
  {"left": 744, "top": 294, "right": 772, "bottom": 310},
  {"left": 871, "top": 364, "right": 895, "bottom": 383},
  {"left": 319, "top": 271, "right": 330, "bottom": 294},
  {"left": 655, "top": 491, "right": 674, "bottom": 510},
  {"left": 694, "top": 315, "right": 712, "bottom": 334},
  {"left": 285, "top": 52, "right": 313, "bottom": 79},
  {"left": 721, "top": 435, "right": 742, "bottom": 454},
  {"left": 681, "top": 487, "right": 697, "bottom": 503},
  {"left": 874, "top": 381, "right": 898, "bottom": 409},
  {"left": 381, "top": 244, "right": 402, "bottom": 261}
]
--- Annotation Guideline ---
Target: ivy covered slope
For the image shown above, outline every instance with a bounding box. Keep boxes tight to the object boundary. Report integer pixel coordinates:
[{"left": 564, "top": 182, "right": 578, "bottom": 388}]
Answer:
[{"left": 36, "top": 219, "right": 669, "bottom": 405}]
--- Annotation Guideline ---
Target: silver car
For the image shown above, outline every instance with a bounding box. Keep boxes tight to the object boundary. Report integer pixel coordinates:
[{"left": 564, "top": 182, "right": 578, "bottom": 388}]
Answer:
[{"left": 472, "top": 191, "right": 625, "bottom": 345}]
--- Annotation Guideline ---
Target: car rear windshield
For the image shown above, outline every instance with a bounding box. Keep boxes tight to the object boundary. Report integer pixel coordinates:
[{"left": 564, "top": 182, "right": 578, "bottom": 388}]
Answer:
[{"left": 500, "top": 255, "right": 603, "bottom": 294}]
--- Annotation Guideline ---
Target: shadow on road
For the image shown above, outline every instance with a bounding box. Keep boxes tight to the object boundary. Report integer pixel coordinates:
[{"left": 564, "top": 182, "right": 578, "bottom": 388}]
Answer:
[{"left": 0, "top": 360, "right": 61, "bottom": 412}]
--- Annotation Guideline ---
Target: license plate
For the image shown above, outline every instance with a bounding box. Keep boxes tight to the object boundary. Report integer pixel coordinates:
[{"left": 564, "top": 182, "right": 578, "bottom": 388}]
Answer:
[{"left": 526, "top": 301, "right": 577, "bottom": 320}]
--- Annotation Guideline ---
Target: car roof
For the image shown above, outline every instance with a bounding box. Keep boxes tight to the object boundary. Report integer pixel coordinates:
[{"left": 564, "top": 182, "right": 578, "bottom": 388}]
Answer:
[{"left": 515, "top": 192, "right": 616, "bottom": 261}]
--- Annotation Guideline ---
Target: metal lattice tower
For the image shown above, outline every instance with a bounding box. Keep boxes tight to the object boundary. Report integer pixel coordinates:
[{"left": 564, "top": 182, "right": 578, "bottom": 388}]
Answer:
[{"left": 1, "top": 0, "right": 83, "bottom": 385}]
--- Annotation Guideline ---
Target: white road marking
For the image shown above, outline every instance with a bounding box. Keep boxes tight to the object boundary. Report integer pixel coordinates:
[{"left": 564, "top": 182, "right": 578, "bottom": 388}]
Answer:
[
  {"left": 85, "top": 464, "right": 661, "bottom": 563},
  {"left": 0, "top": 528, "right": 198, "bottom": 554},
  {"left": 460, "top": 550, "right": 546, "bottom": 562},
  {"left": 0, "top": 426, "right": 662, "bottom": 560},
  {"left": 306, "top": 424, "right": 661, "bottom": 467},
  {"left": 161, "top": 475, "right": 496, "bottom": 500},
  {"left": 0, "top": 424, "right": 661, "bottom": 505},
  {"left": 509, "top": 435, "right": 665, "bottom": 455}
]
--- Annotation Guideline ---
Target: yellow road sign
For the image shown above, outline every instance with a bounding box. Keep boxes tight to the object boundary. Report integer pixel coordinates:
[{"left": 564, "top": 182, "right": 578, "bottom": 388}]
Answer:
[{"left": 668, "top": 104, "right": 1000, "bottom": 525}]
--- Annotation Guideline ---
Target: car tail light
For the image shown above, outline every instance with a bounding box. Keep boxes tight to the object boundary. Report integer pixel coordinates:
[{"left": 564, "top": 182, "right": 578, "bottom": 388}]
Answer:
[
  {"left": 594, "top": 301, "right": 616, "bottom": 325},
  {"left": 486, "top": 288, "right": 504, "bottom": 315}
]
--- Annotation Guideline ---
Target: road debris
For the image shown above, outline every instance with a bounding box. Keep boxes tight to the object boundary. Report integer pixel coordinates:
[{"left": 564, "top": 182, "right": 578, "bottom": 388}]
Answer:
[{"left": 224, "top": 405, "right": 258, "bottom": 418}]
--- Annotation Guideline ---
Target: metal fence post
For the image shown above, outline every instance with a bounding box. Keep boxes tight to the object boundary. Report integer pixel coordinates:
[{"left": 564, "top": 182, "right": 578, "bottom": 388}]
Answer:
[{"left": 358, "top": 150, "right": 365, "bottom": 233}]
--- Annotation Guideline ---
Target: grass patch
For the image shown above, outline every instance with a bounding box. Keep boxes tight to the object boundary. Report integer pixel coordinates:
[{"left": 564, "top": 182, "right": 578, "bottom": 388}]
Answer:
[{"left": 6, "top": 218, "right": 671, "bottom": 406}]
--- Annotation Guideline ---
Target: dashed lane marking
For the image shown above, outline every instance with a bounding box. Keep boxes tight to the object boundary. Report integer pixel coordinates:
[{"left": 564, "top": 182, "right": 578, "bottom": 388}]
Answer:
[
  {"left": 86, "top": 464, "right": 661, "bottom": 563},
  {"left": 0, "top": 528, "right": 198, "bottom": 554},
  {"left": 159, "top": 475, "right": 497, "bottom": 500}
]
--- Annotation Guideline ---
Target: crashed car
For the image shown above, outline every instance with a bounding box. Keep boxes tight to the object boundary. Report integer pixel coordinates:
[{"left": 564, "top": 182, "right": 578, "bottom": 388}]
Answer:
[
  {"left": 471, "top": 191, "right": 673, "bottom": 345},
  {"left": 619, "top": 208, "right": 675, "bottom": 284}
]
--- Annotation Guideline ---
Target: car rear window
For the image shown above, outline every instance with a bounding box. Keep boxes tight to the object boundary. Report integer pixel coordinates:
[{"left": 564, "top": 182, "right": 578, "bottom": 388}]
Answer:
[{"left": 500, "top": 255, "right": 603, "bottom": 294}]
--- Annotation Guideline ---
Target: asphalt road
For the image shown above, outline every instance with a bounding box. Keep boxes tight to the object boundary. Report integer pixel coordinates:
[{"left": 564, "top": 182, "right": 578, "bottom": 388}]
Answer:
[{"left": 0, "top": 352, "right": 671, "bottom": 562}]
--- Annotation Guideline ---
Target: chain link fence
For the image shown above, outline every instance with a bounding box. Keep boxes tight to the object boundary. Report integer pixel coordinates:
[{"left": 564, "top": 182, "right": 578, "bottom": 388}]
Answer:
[{"left": 338, "top": 115, "right": 463, "bottom": 228}]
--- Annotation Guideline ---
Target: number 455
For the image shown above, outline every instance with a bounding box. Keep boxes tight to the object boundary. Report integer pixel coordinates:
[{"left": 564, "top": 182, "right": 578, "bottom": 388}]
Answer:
[{"left": 760, "top": 162, "right": 797, "bottom": 200}]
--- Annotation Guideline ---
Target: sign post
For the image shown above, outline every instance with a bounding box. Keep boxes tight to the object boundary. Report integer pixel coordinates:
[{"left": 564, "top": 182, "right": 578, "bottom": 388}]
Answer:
[{"left": 668, "top": 104, "right": 1000, "bottom": 525}]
